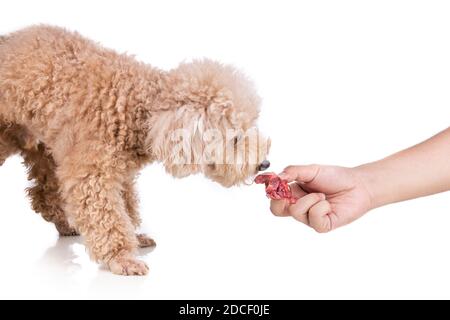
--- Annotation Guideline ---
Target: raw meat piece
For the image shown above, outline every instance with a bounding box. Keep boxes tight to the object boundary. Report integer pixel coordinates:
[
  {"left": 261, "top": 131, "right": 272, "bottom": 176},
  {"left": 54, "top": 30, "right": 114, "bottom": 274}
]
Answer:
[{"left": 254, "top": 173, "right": 298, "bottom": 204}]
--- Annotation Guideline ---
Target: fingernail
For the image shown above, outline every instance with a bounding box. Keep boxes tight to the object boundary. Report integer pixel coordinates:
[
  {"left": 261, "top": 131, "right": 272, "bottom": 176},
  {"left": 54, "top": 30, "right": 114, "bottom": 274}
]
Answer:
[{"left": 319, "top": 193, "right": 326, "bottom": 200}]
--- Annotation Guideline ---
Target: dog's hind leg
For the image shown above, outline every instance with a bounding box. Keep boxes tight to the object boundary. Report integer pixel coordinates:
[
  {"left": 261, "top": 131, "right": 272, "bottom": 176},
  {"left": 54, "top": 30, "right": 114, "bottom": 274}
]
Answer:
[
  {"left": 0, "top": 124, "right": 74, "bottom": 234},
  {"left": 22, "top": 143, "right": 79, "bottom": 236},
  {"left": 0, "top": 122, "right": 20, "bottom": 166}
]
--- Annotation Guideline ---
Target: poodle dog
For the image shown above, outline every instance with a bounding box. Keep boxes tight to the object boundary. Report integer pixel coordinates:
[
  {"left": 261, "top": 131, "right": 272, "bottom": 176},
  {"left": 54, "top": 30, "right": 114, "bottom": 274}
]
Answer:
[{"left": 0, "top": 26, "right": 270, "bottom": 275}]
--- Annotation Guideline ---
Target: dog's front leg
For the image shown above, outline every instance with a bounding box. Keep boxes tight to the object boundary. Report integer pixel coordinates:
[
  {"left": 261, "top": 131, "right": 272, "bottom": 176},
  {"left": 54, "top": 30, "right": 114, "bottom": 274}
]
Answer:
[
  {"left": 123, "top": 177, "right": 156, "bottom": 248},
  {"left": 123, "top": 176, "right": 142, "bottom": 228},
  {"left": 58, "top": 161, "right": 148, "bottom": 276}
]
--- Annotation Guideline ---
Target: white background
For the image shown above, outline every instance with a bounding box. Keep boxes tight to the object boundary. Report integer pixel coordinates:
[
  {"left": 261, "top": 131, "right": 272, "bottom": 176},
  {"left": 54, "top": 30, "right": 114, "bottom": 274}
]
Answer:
[{"left": 1, "top": 0, "right": 449, "bottom": 299}]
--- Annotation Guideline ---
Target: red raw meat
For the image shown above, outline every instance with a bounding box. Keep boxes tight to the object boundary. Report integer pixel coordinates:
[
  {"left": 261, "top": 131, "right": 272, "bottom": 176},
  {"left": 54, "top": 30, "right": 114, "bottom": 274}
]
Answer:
[{"left": 254, "top": 173, "right": 298, "bottom": 204}]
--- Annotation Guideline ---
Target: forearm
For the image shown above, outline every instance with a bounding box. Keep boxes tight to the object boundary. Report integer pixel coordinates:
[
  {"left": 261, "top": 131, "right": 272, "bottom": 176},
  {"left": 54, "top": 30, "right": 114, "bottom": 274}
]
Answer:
[{"left": 355, "top": 127, "right": 450, "bottom": 209}]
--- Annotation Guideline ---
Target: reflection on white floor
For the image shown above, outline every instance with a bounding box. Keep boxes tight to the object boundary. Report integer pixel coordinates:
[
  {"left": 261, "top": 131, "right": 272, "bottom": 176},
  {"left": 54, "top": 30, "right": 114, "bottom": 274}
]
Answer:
[
  {"left": 36, "top": 236, "right": 155, "bottom": 274},
  {"left": 37, "top": 236, "right": 85, "bottom": 273},
  {"left": 32, "top": 236, "right": 156, "bottom": 299}
]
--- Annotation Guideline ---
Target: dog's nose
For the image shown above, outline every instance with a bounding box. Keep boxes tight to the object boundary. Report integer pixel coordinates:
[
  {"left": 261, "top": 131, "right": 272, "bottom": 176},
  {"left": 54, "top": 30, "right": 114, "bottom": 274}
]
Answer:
[{"left": 258, "top": 160, "right": 270, "bottom": 171}]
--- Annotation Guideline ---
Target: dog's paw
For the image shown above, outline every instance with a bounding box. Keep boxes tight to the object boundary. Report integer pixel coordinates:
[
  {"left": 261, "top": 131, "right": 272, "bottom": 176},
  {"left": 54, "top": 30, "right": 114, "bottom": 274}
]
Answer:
[
  {"left": 108, "top": 255, "right": 149, "bottom": 276},
  {"left": 137, "top": 234, "right": 156, "bottom": 248}
]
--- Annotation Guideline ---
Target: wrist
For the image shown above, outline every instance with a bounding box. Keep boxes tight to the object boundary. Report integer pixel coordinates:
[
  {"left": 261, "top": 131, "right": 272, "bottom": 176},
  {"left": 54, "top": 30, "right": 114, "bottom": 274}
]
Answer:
[{"left": 353, "top": 162, "right": 389, "bottom": 210}]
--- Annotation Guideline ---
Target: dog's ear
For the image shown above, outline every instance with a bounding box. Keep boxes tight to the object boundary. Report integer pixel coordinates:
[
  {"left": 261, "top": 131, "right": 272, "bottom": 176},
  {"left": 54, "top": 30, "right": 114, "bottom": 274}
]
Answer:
[
  {"left": 149, "top": 106, "right": 204, "bottom": 178},
  {"left": 209, "top": 99, "right": 234, "bottom": 117},
  {"left": 209, "top": 93, "right": 247, "bottom": 127},
  {"left": 210, "top": 99, "right": 247, "bottom": 127}
]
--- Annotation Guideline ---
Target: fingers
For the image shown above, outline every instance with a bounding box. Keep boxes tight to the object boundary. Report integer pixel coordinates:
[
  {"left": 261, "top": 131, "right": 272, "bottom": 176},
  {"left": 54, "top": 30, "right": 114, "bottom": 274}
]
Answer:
[
  {"left": 279, "top": 165, "right": 321, "bottom": 183},
  {"left": 270, "top": 199, "right": 289, "bottom": 217},
  {"left": 271, "top": 193, "right": 335, "bottom": 233},
  {"left": 270, "top": 183, "right": 308, "bottom": 217},
  {"left": 270, "top": 191, "right": 325, "bottom": 222},
  {"left": 308, "top": 200, "right": 333, "bottom": 233},
  {"left": 289, "top": 193, "right": 326, "bottom": 222}
]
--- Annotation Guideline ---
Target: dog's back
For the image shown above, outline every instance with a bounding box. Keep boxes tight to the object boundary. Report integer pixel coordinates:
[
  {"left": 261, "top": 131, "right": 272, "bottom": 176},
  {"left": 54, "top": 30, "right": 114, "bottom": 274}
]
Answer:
[
  {"left": 0, "top": 25, "right": 129, "bottom": 117},
  {"left": 0, "top": 25, "right": 158, "bottom": 154}
]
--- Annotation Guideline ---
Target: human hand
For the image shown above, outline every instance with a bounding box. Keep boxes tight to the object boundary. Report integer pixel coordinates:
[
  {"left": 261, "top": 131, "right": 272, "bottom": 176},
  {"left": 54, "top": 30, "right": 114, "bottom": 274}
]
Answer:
[{"left": 270, "top": 165, "right": 373, "bottom": 233}]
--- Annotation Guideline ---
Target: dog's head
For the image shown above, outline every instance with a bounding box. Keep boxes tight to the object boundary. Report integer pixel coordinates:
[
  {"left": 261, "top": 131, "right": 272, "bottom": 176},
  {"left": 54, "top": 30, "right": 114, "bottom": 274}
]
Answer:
[{"left": 151, "top": 59, "right": 270, "bottom": 187}]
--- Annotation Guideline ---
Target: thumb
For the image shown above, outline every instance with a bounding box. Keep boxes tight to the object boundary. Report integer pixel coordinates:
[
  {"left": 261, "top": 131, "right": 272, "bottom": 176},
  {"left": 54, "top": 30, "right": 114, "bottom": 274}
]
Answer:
[{"left": 279, "top": 165, "right": 321, "bottom": 184}]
